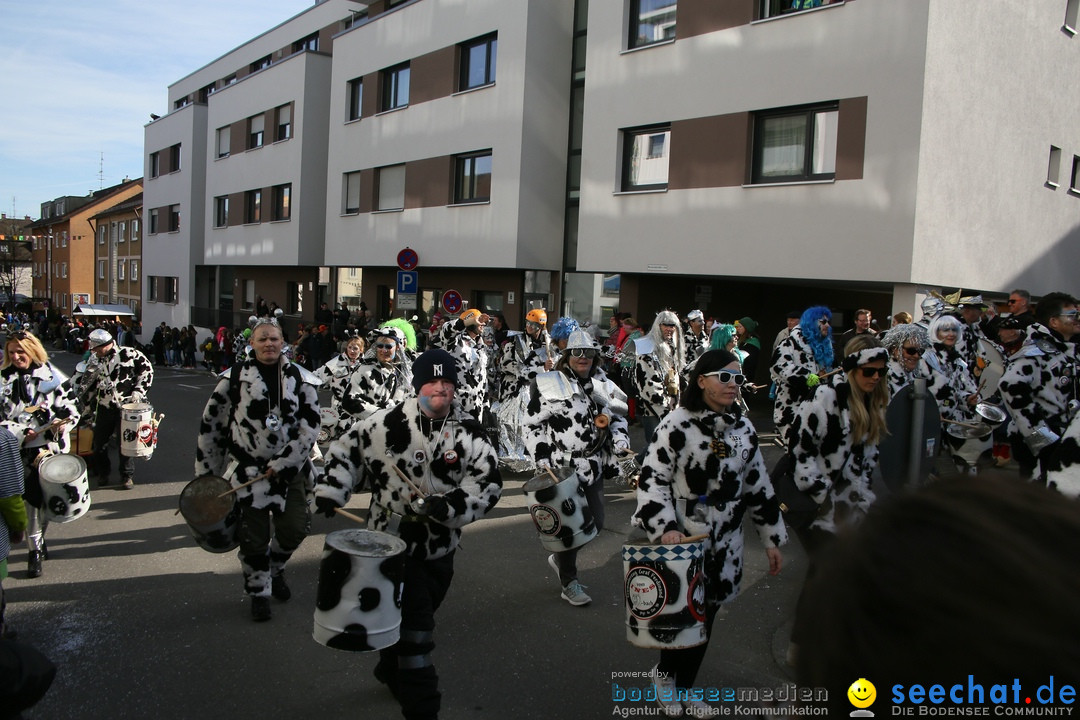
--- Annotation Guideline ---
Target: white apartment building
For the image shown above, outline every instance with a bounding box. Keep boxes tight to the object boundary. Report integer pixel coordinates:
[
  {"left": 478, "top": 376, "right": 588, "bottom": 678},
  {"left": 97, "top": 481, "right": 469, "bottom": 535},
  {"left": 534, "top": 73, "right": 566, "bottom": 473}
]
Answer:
[{"left": 142, "top": 0, "right": 1080, "bottom": 339}]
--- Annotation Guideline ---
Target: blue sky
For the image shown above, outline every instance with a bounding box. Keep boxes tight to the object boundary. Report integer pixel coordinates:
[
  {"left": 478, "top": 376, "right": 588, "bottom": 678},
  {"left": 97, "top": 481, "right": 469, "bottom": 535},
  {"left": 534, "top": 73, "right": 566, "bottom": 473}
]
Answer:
[{"left": 0, "top": 0, "right": 307, "bottom": 220}]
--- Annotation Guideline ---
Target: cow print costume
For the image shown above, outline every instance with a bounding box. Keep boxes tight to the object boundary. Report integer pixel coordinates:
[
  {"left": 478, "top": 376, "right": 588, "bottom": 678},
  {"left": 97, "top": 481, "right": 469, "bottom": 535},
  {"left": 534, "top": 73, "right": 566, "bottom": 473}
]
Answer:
[
  {"left": 314, "top": 350, "right": 364, "bottom": 441},
  {"left": 771, "top": 326, "right": 830, "bottom": 445},
  {"left": 498, "top": 331, "right": 550, "bottom": 402},
  {"left": 195, "top": 358, "right": 320, "bottom": 599},
  {"left": 316, "top": 396, "right": 502, "bottom": 720},
  {"left": 437, "top": 318, "right": 491, "bottom": 422},
  {"left": 339, "top": 359, "right": 413, "bottom": 430},
  {"left": 83, "top": 342, "right": 154, "bottom": 486},
  {"left": 788, "top": 382, "right": 880, "bottom": 535}
]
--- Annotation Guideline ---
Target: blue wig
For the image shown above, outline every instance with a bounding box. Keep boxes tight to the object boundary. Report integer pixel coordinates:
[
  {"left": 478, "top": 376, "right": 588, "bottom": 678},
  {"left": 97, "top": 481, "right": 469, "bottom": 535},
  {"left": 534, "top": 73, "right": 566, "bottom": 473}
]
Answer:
[
  {"left": 799, "top": 306, "right": 834, "bottom": 370},
  {"left": 549, "top": 316, "right": 580, "bottom": 342},
  {"left": 709, "top": 323, "right": 737, "bottom": 351}
]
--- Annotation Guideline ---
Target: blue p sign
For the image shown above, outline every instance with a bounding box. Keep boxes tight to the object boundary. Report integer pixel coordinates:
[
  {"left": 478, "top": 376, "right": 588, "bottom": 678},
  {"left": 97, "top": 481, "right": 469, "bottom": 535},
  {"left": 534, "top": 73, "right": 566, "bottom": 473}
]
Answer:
[{"left": 397, "top": 271, "right": 417, "bottom": 295}]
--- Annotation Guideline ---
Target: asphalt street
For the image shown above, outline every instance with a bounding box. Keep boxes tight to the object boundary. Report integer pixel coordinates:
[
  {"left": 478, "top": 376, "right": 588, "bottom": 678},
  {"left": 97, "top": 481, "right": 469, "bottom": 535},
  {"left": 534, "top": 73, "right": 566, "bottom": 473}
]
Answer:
[{"left": 5, "top": 350, "right": 810, "bottom": 720}]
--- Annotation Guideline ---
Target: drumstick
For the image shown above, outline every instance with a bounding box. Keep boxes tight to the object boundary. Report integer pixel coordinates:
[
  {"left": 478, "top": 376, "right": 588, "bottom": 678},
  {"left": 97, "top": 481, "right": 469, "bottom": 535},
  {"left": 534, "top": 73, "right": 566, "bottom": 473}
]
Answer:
[
  {"left": 216, "top": 471, "right": 271, "bottom": 498},
  {"left": 334, "top": 507, "right": 367, "bottom": 525},
  {"left": 391, "top": 464, "right": 427, "bottom": 498},
  {"left": 819, "top": 368, "right": 842, "bottom": 379},
  {"left": 545, "top": 466, "right": 559, "bottom": 484},
  {"left": 941, "top": 418, "right": 983, "bottom": 430}
]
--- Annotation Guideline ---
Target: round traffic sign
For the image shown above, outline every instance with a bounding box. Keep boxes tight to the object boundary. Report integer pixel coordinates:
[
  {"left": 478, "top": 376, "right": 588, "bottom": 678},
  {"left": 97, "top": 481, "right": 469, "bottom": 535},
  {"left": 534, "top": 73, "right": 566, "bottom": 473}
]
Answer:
[
  {"left": 397, "top": 247, "right": 419, "bottom": 271},
  {"left": 442, "top": 290, "right": 463, "bottom": 314}
]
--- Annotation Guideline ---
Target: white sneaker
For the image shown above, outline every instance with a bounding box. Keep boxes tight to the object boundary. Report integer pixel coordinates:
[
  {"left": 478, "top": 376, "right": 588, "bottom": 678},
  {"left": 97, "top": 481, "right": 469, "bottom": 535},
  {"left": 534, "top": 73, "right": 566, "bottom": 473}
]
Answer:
[
  {"left": 652, "top": 666, "right": 684, "bottom": 717},
  {"left": 560, "top": 580, "right": 592, "bottom": 606}
]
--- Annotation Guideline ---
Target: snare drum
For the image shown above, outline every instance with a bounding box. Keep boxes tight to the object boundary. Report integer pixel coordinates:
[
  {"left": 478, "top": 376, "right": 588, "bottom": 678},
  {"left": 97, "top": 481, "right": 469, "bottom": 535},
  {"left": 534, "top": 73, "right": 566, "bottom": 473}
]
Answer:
[
  {"left": 522, "top": 468, "right": 597, "bottom": 552},
  {"left": 179, "top": 475, "right": 240, "bottom": 553},
  {"left": 38, "top": 453, "right": 91, "bottom": 523},
  {"left": 313, "top": 529, "right": 407, "bottom": 652},
  {"left": 623, "top": 538, "right": 707, "bottom": 649},
  {"left": 120, "top": 402, "right": 155, "bottom": 458}
]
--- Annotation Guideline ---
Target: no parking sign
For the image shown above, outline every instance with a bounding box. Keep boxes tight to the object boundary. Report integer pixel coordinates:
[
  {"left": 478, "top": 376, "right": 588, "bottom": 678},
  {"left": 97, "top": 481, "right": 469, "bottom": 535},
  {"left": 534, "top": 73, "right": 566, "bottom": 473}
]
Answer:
[{"left": 442, "top": 290, "right": 463, "bottom": 314}]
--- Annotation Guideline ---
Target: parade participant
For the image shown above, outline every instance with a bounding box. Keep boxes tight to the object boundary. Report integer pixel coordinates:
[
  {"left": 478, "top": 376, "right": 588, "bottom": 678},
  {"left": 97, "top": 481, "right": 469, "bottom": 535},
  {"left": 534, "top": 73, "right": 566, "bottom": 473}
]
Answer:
[
  {"left": 194, "top": 318, "right": 321, "bottom": 622},
  {"left": 0, "top": 331, "right": 80, "bottom": 578},
  {"left": 316, "top": 349, "right": 503, "bottom": 720},
  {"left": 925, "top": 315, "right": 980, "bottom": 473},
  {"left": 734, "top": 317, "right": 762, "bottom": 382},
  {"left": 339, "top": 326, "right": 413, "bottom": 424},
  {"left": 0, "top": 425, "right": 25, "bottom": 629},
  {"left": 770, "top": 306, "right": 835, "bottom": 447},
  {"left": 548, "top": 316, "right": 580, "bottom": 360},
  {"left": 80, "top": 329, "right": 153, "bottom": 490},
  {"left": 632, "top": 310, "right": 685, "bottom": 454},
  {"left": 915, "top": 293, "right": 947, "bottom": 329},
  {"left": 880, "top": 323, "right": 936, "bottom": 397},
  {"left": 954, "top": 295, "right": 992, "bottom": 375},
  {"left": 786, "top": 335, "right": 888, "bottom": 667},
  {"left": 497, "top": 308, "right": 550, "bottom": 402},
  {"left": 314, "top": 334, "right": 366, "bottom": 442},
  {"left": 437, "top": 309, "right": 492, "bottom": 422},
  {"left": 683, "top": 310, "right": 708, "bottom": 368},
  {"left": 633, "top": 349, "right": 785, "bottom": 717},
  {"left": 999, "top": 291, "right": 1080, "bottom": 481},
  {"left": 522, "top": 330, "right": 629, "bottom": 607}
]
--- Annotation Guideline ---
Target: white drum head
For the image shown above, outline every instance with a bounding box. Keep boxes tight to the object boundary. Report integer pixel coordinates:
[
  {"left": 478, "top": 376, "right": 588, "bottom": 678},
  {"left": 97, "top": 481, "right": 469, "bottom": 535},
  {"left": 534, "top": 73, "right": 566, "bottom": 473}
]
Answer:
[{"left": 40, "top": 453, "right": 87, "bottom": 483}]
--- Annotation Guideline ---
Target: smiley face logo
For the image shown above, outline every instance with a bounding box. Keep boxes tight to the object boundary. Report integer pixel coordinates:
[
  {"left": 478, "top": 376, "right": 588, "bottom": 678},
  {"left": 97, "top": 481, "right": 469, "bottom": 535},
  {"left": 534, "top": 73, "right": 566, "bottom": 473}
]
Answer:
[{"left": 847, "top": 678, "right": 876, "bottom": 709}]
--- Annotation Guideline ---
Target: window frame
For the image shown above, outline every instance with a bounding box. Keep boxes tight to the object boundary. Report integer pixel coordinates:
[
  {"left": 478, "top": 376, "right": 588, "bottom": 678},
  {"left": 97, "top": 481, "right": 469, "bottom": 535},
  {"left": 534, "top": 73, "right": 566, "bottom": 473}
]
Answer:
[
  {"left": 117, "top": 259, "right": 126, "bottom": 281},
  {"left": 375, "top": 164, "right": 406, "bottom": 211},
  {"left": 453, "top": 151, "right": 493, "bottom": 204},
  {"left": 149, "top": 151, "right": 160, "bottom": 178},
  {"left": 248, "top": 114, "right": 265, "bottom": 150},
  {"left": 216, "top": 126, "right": 231, "bottom": 159},
  {"left": 245, "top": 190, "right": 262, "bottom": 224},
  {"left": 347, "top": 78, "right": 363, "bottom": 122},
  {"left": 380, "top": 63, "right": 411, "bottom": 112},
  {"left": 458, "top": 34, "right": 497, "bottom": 92},
  {"left": 131, "top": 261, "right": 139, "bottom": 282},
  {"left": 169, "top": 143, "right": 181, "bottom": 173},
  {"left": 620, "top": 124, "right": 672, "bottom": 192},
  {"left": 628, "top": 0, "right": 678, "bottom": 50},
  {"left": 751, "top": 101, "right": 839, "bottom": 185},
  {"left": 344, "top": 171, "right": 362, "bottom": 214},
  {"left": 149, "top": 208, "right": 160, "bottom": 235},
  {"left": 168, "top": 204, "right": 180, "bottom": 232},
  {"left": 214, "top": 196, "right": 230, "bottom": 228},
  {"left": 275, "top": 104, "right": 292, "bottom": 142},
  {"left": 271, "top": 184, "right": 292, "bottom": 221}
]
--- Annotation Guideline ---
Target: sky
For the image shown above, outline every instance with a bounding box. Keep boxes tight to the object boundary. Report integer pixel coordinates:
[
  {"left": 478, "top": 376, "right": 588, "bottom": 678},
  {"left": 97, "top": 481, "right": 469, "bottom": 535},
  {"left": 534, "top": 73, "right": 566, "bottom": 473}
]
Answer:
[{"left": 0, "top": 0, "right": 309, "bottom": 221}]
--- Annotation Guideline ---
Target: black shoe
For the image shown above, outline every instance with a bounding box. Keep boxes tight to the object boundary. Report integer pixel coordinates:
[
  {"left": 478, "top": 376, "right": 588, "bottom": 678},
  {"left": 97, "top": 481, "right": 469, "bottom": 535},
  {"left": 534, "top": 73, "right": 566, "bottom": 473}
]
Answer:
[
  {"left": 270, "top": 573, "right": 291, "bottom": 602},
  {"left": 121, "top": 478, "right": 134, "bottom": 490},
  {"left": 27, "top": 551, "right": 42, "bottom": 579},
  {"left": 40, "top": 540, "right": 48, "bottom": 561},
  {"left": 251, "top": 597, "right": 272, "bottom": 622}
]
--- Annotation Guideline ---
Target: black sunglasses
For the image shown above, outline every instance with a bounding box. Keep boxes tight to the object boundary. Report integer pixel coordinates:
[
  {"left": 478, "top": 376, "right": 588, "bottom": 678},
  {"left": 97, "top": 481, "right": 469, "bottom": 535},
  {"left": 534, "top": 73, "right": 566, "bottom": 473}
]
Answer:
[
  {"left": 903, "top": 347, "right": 924, "bottom": 356},
  {"left": 859, "top": 366, "right": 887, "bottom": 378},
  {"left": 569, "top": 348, "right": 597, "bottom": 359},
  {"left": 702, "top": 370, "right": 746, "bottom": 386},
  {"left": 375, "top": 343, "right": 395, "bottom": 350}
]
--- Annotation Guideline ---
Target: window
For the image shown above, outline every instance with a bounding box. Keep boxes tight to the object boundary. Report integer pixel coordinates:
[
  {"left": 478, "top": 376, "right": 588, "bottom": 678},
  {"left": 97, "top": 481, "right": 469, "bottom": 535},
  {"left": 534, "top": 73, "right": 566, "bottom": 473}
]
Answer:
[
  {"left": 1071, "top": 156, "right": 1080, "bottom": 194},
  {"left": 169, "top": 143, "right": 181, "bottom": 172},
  {"left": 760, "top": 0, "right": 835, "bottom": 19},
  {"left": 151, "top": 277, "right": 178, "bottom": 304},
  {"left": 454, "top": 151, "right": 492, "bottom": 203},
  {"left": 344, "top": 171, "right": 362, "bottom": 213},
  {"left": 628, "top": 0, "right": 677, "bottom": 49},
  {"left": 1048, "top": 146, "right": 1062, "bottom": 188},
  {"left": 621, "top": 124, "right": 671, "bottom": 191},
  {"left": 249, "top": 114, "right": 265, "bottom": 149},
  {"left": 217, "top": 126, "right": 231, "bottom": 158},
  {"left": 214, "top": 196, "right": 230, "bottom": 227},
  {"left": 98, "top": 260, "right": 105, "bottom": 279},
  {"left": 287, "top": 280, "right": 303, "bottom": 315},
  {"left": 380, "top": 63, "right": 410, "bottom": 112},
  {"left": 118, "top": 259, "right": 126, "bottom": 281},
  {"left": 61, "top": 262, "right": 67, "bottom": 278},
  {"left": 224, "top": 74, "right": 237, "bottom": 86},
  {"left": 118, "top": 221, "right": 126, "bottom": 242},
  {"left": 271, "top": 184, "right": 291, "bottom": 221},
  {"left": 276, "top": 104, "right": 292, "bottom": 141},
  {"left": 243, "top": 279, "right": 255, "bottom": 309},
  {"left": 245, "top": 190, "right": 262, "bottom": 223},
  {"left": 149, "top": 152, "right": 160, "bottom": 178},
  {"left": 752, "top": 103, "right": 838, "bottom": 183},
  {"left": 132, "top": 219, "right": 140, "bottom": 242},
  {"left": 347, "top": 78, "right": 363, "bottom": 121},
  {"left": 131, "top": 261, "right": 138, "bottom": 281},
  {"left": 149, "top": 276, "right": 158, "bottom": 301},
  {"left": 98, "top": 226, "right": 106, "bottom": 245},
  {"left": 174, "top": 97, "right": 190, "bottom": 110},
  {"left": 459, "top": 34, "right": 497, "bottom": 91},
  {"left": 198, "top": 83, "right": 216, "bottom": 103},
  {"left": 343, "top": 9, "right": 368, "bottom": 30},
  {"left": 376, "top": 165, "right": 406, "bottom": 210},
  {"left": 250, "top": 55, "right": 271, "bottom": 73},
  {"left": 168, "top": 204, "right": 180, "bottom": 232},
  {"left": 149, "top": 208, "right": 160, "bottom": 234},
  {"left": 293, "top": 33, "right": 319, "bottom": 53}
]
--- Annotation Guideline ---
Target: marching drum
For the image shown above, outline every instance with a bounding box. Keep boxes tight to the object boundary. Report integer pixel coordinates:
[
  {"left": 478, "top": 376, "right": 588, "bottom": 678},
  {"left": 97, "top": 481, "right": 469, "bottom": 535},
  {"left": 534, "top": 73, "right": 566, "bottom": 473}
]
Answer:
[
  {"left": 313, "top": 529, "right": 407, "bottom": 652},
  {"left": 976, "top": 337, "right": 1006, "bottom": 398},
  {"left": 38, "top": 453, "right": 91, "bottom": 523},
  {"left": 623, "top": 538, "right": 707, "bottom": 650},
  {"left": 946, "top": 422, "right": 993, "bottom": 469},
  {"left": 121, "top": 402, "right": 156, "bottom": 458},
  {"left": 522, "top": 467, "right": 597, "bottom": 553},
  {"left": 317, "top": 406, "right": 339, "bottom": 445},
  {"left": 179, "top": 475, "right": 240, "bottom": 553}
]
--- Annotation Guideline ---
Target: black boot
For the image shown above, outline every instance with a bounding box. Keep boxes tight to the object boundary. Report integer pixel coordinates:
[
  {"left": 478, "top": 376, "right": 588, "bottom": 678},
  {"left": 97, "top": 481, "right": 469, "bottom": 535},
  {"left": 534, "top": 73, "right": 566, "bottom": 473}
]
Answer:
[
  {"left": 40, "top": 539, "right": 48, "bottom": 561},
  {"left": 27, "top": 551, "right": 42, "bottom": 579}
]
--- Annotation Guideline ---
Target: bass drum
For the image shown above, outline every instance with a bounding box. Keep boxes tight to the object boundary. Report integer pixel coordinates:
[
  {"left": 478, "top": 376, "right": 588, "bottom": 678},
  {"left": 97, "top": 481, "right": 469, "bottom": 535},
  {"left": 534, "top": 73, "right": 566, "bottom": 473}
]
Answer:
[{"left": 976, "top": 337, "right": 1006, "bottom": 398}]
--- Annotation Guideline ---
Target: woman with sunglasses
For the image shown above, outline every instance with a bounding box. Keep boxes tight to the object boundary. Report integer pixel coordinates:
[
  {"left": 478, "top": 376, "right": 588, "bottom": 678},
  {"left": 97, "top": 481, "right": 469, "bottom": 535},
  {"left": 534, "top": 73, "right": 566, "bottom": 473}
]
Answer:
[
  {"left": 523, "top": 330, "right": 630, "bottom": 607},
  {"left": 633, "top": 349, "right": 785, "bottom": 716},
  {"left": 925, "top": 314, "right": 981, "bottom": 474},
  {"left": 0, "top": 331, "right": 80, "bottom": 578},
  {"left": 880, "top": 323, "right": 939, "bottom": 397},
  {"left": 313, "top": 334, "right": 365, "bottom": 442},
  {"left": 339, "top": 326, "right": 414, "bottom": 426}
]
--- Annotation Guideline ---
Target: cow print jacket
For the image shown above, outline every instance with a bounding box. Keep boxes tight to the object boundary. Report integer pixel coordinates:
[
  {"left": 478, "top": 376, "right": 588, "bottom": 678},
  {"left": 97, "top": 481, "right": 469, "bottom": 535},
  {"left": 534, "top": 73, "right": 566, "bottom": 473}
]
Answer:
[
  {"left": 438, "top": 319, "right": 491, "bottom": 420},
  {"left": 195, "top": 358, "right": 321, "bottom": 512},
  {"left": 633, "top": 406, "right": 786, "bottom": 606},
  {"left": 1000, "top": 324, "right": 1079, "bottom": 455},
  {"left": 788, "top": 382, "right": 880, "bottom": 535},
  {"left": 339, "top": 360, "right": 413, "bottom": 423},
  {"left": 924, "top": 344, "right": 978, "bottom": 424},
  {"left": 1044, "top": 411, "right": 1080, "bottom": 498},
  {"left": 318, "top": 398, "right": 502, "bottom": 560},
  {"left": 314, "top": 352, "right": 363, "bottom": 407},
  {"left": 634, "top": 342, "right": 680, "bottom": 418},
  {"left": 886, "top": 357, "right": 948, "bottom": 403},
  {"left": 85, "top": 345, "right": 154, "bottom": 411},
  {"left": 0, "top": 362, "right": 80, "bottom": 454},
  {"left": 498, "top": 332, "right": 550, "bottom": 402},
  {"left": 522, "top": 369, "right": 630, "bottom": 486},
  {"left": 771, "top": 327, "right": 829, "bottom": 444}
]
